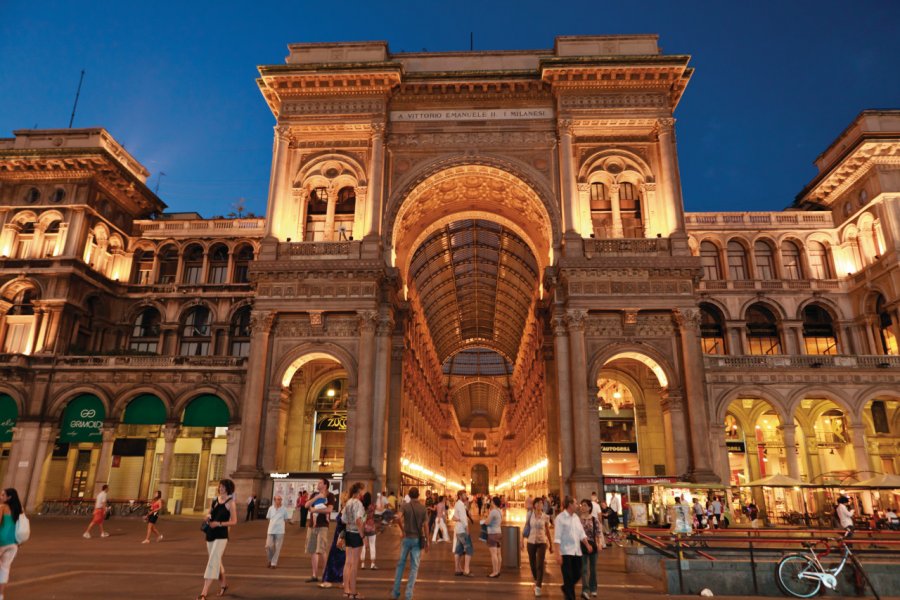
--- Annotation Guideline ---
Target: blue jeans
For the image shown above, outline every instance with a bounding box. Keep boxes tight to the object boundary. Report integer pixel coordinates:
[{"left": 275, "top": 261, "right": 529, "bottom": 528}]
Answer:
[{"left": 392, "top": 537, "right": 422, "bottom": 600}]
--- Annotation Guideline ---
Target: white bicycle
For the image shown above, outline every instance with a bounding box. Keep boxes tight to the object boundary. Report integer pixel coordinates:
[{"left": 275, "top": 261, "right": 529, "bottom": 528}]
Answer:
[{"left": 776, "top": 536, "right": 879, "bottom": 599}]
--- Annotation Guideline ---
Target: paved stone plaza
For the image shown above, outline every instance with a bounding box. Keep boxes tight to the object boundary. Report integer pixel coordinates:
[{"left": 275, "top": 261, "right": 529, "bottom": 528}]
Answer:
[{"left": 8, "top": 516, "right": 667, "bottom": 599}]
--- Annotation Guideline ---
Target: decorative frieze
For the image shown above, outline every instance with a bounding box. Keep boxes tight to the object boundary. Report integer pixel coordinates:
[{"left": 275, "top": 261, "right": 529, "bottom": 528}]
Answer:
[
  {"left": 560, "top": 94, "right": 668, "bottom": 109},
  {"left": 387, "top": 131, "right": 556, "bottom": 148},
  {"left": 567, "top": 279, "right": 694, "bottom": 296}
]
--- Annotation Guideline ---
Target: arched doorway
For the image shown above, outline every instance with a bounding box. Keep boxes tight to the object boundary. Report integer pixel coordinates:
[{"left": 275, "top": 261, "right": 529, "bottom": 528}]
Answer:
[{"left": 471, "top": 464, "right": 490, "bottom": 496}]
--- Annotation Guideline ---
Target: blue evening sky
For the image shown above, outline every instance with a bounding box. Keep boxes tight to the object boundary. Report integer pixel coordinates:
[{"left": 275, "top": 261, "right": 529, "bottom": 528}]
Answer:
[{"left": 1, "top": 1, "right": 898, "bottom": 217}]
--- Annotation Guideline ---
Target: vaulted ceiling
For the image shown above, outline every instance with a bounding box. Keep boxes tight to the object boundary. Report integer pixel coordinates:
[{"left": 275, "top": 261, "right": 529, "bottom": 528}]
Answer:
[{"left": 449, "top": 381, "right": 507, "bottom": 430}]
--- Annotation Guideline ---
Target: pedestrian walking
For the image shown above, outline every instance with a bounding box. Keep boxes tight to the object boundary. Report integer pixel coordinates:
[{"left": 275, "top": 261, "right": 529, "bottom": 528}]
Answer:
[
  {"left": 83, "top": 484, "right": 110, "bottom": 539},
  {"left": 360, "top": 491, "right": 378, "bottom": 569},
  {"left": 304, "top": 477, "right": 335, "bottom": 583},
  {"left": 579, "top": 499, "right": 601, "bottom": 599},
  {"left": 142, "top": 490, "right": 164, "bottom": 544},
  {"left": 526, "top": 496, "right": 553, "bottom": 597},
  {"left": 318, "top": 505, "right": 346, "bottom": 589},
  {"left": 554, "top": 496, "right": 592, "bottom": 600},
  {"left": 197, "top": 478, "right": 236, "bottom": 599},
  {"left": 298, "top": 490, "right": 309, "bottom": 528},
  {"left": 265, "top": 495, "right": 290, "bottom": 568},
  {"left": 452, "top": 489, "right": 474, "bottom": 577},
  {"left": 431, "top": 495, "right": 449, "bottom": 542},
  {"left": 245, "top": 494, "right": 256, "bottom": 522},
  {"left": 710, "top": 496, "right": 723, "bottom": 529},
  {"left": 341, "top": 481, "right": 367, "bottom": 599},
  {"left": 485, "top": 496, "right": 502, "bottom": 577},
  {"left": 391, "top": 486, "right": 429, "bottom": 600},
  {"left": 0, "top": 488, "right": 24, "bottom": 600}
]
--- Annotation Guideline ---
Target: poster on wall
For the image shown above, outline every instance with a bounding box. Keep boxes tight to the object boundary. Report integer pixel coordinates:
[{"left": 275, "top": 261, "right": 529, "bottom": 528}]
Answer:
[
  {"left": 268, "top": 472, "right": 344, "bottom": 519},
  {"left": 630, "top": 502, "right": 649, "bottom": 527}
]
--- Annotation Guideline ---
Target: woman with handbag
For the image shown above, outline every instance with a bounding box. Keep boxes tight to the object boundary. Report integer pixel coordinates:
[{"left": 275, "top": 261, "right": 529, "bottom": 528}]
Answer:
[
  {"left": 341, "top": 482, "right": 367, "bottom": 599},
  {"left": 360, "top": 492, "right": 378, "bottom": 569},
  {"left": 485, "top": 496, "right": 503, "bottom": 578},
  {"left": 197, "top": 479, "right": 236, "bottom": 599},
  {"left": 0, "top": 488, "right": 24, "bottom": 600},
  {"left": 318, "top": 498, "right": 346, "bottom": 589},
  {"left": 141, "top": 490, "right": 163, "bottom": 544}
]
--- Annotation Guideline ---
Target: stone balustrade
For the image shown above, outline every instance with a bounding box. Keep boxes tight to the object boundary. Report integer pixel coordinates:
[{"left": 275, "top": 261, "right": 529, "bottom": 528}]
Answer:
[
  {"left": 135, "top": 218, "right": 266, "bottom": 237},
  {"left": 698, "top": 279, "right": 843, "bottom": 292},
  {"left": 685, "top": 211, "right": 834, "bottom": 229},
  {"left": 704, "top": 354, "right": 900, "bottom": 369}
]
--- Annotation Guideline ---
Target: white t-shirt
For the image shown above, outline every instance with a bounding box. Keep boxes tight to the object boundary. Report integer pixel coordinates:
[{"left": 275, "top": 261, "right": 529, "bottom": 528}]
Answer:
[
  {"left": 266, "top": 506, "right": 289, "bottom": 535},
  {"left": 453, "top": 499, "right": 469, "bottom": 534},
  {"left": 836, "top": 503, "right": 855, "bottom": 528},
  {"left": 590, "top": 500, "right": 602, "bottom": 520},
  {"left": 609, "top": 494, "right": 622, "bottom": 514},
  {"left": 95, "top": 491, "right": 108, "bottom": 509}
]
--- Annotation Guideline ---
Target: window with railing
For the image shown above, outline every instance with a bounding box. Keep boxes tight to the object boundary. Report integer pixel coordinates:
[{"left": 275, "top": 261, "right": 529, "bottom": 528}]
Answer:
[
  {"left": 802, "top": 304, "right": 837, "bottom": 355},
  {"left": 754, "top": 240, "right": 775, "bottom": 280},
  {"left": 700, "top": 304, "right": 726, "bottom": 354},
  {"left": 781, "top": 241, "right": 803, "bottom": 280},
  {"left": 305, "top": 187, "right": 329, "bottom": 241},
  {"left": 129, "top": 308, "right": 161, "bottom": 353},
  {"left": 876, "top": 295, "right": 899, "bottom": 355},
  {"left": 618, "top": 182, "right": 643, "bottom": 238},
  {"left": 180, "top": 306, "right": 211, "bottom": 356},
  {"left": 157, "top": 245, "right": 178, "bottom": 284},
  {"left": 131, "top": 249, "right": 154, "bottom": 285},
  {"left": 589, "top": 182, "right": 612, "bottom": 238},
  {"left": 727, "top": 241, "right": 748, "bottom": 280},
  {"left": 746, "top": 304, "right": 781, "bottom": 355},
  {"left": 700, "top": 241, "right": 722, "bottom": 280},
  {"left": 207, "top": 244, "right": 228, "bottom": 284},
  {"left": 182, "top": 244, "right": 204, "bottom": 284},
  {"left": 232, "top": 245, "right": 253, "bottom": 284},
  {"left": 333, "top": 186, "right": 355, "bottom": 241},
  {"left": 229, "top": 307, "right": 250, "bottom": 357},
  {"left": 808, "top": 241, "right": 832, "bottom": 279}
]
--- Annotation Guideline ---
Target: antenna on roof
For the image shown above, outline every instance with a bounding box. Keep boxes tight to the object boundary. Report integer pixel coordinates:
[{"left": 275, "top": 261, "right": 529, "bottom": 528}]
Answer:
[
  {"left": 154, "top": 172, "right": 166, "bottom": 195},
  {"left": 68, "top": 69, "right": 86, "bottom": 128},
  {"left": 470, "top": 32, "right": 474, "bottom": 51}
]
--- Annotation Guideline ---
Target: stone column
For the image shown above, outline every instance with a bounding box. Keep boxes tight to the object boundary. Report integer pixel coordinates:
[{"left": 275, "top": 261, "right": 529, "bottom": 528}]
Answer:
[
  {"left": 264, "top": 125, "right": 292, "bottom": 239},
  {"left": 848, "top": 424, "right": 871, "bottom": 474},
  {"left": 349, "top": 310, "right": 377, "bottom": 484},
  {"left": 161, "top": 323, "right": 178, "bottom": 356},
  {"left": 235, "top": 310, "right": 274, "bottom": 476},
  {"left": 225, "top": 425, "right": 241, "bottom": 478},
  {"left": 781, "top": 320, "right": 802, "bottom": 355},
  {"left": 193, "top": 433, "right": 213, "bottom": 511},
  {"left": 7, "top": 421, "right": 40, "bottom": 495},
  {"left": 385, "top": 344, "right": 404, "bottom": 494},
  {"left": 656, "top": 118, "right": 686, "bottom": 234},
  {"left": 661, "top": 389, "right": 690, "bottom": 476},
  {"left": 715, "top": 437, "right": 732, "bottom": 486},
  {"left": 552, "top": 314, "right": 574, "bottom": 492},
  {"left": 91, "top": 424, "right": 117, "bottom": 496},
  {"left": 543, "top": 342, "right": 563, "bottom": 495},
  {"left": 609, "top": 183, "right": 624, "bottom": 238},
  {"left": 261, "top": 388, "right": 289, "bottom": 472},
  {"left": 364, "top": 122, "right": 386, "bottom": 241},
  {"left": 862, "top": 317, "right": 879, "bottom": 354},
  {"left": 63, "top": 208, "right": 88, "bottom": 257},
  {"left": 780, "top": 424, "right": 802, "bottom": 480},
  {"left": 557, "top": 120, "right": 581, "bottom": 239},
  {"left": 324, "top": 185, "right": 337, "bottom": 242},
  {"left": 370, "top": 312, "right": 393, "bottom": 490},
  {"left": 158, "top": 424, "right": 179, "bottom": 502},
  {"left": 674, "top": 309, "right": 719, "bottom": 481},
  {"left": 27, "top": 424, "right": 57, "bottom": 510},
  {"left": 566, "top": 309, "right": 597, "bottom": 498},
  {"left": 139, "top": 435, "right": 157, "bottom": 499}
]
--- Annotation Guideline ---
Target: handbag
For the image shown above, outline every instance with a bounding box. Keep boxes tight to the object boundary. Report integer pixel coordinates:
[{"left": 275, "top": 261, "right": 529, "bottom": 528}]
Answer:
[
  {"left": 14, "top": 514, "right": 30, "bottom": 544},
  {"left": 200, "top": 521, "right": 211, "bottom": 534},
  {"left": 410, "top": 504, "right": 426, "bottom": 550},
  {"left": 479, "top": 523, "right": 488, "bottom": 542},
  {"left": 336, "top": 531, "right": 346, "bottom": 551},
  {"left": 522, "top": 510, "right": 532, "bottom": 539}
]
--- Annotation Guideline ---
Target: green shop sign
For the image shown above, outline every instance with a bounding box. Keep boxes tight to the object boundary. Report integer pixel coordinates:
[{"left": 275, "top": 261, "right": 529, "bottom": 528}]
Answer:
[
  {"left": 0, "top": 394, "right": 18, "bottom": 443},
  {"left": 60, "top": 394, "right": 105, "bottom": 443}
]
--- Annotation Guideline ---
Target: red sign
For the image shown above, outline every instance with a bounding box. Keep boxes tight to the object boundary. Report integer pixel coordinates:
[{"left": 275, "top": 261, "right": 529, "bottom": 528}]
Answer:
[
  {"left": 112, "top": 456, "right": 121, "bottom": 468},
  {"left": 604, "top": 476, "right": 676, "bottom": 486}
]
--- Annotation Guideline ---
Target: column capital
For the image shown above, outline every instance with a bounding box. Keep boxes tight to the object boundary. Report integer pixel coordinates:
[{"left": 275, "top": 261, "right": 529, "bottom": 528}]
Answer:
[
  {"left": 250, "top": 310, "right": 275, "bottom": 334},
  {"left": 357, "top": 310, "right": 378, "bottom": 332},
  {"left": 274, "top": 124, "right": 291, "bottom": 142},
  {"left": 660, "top": 388, "right": 684, "bottom": 412},
  {"left": 673, "top": 308, "right": 702, "bottom": 333},
  {"left": 376, "top": 314, "right": 395, "bottom": 337},
  {"left": 370, "top": 121, "right": 386, "bottom": 137},
  {"left": 558, "top": 118, "right": 574, "bottom": 136},
  {"left": 565, "top": 309, "right": 587, "bottom": 331},
  {"left": 655, "top": 117, "right": 676, "bottom": 136},
  {"left": 576, "top": 182, "right": 590, "bottom": 194}
]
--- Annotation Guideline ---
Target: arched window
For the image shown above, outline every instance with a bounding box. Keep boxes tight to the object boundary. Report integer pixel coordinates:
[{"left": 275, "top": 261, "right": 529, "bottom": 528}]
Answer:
[
  {"left": 876, "top": 295, "right": 898, "bottom": 355},
  {"left": 232, "top": 244, "right": 253, "bottom": 284},
  {"left": 229, "top": 306, "right": 251, "bottom": 357},
  {"left": 727, "top": 241, "right": 748, "bottom": 280},
  {"left": 156, "top": 245, "right": 178, "bottom": 284},
  {"left": 700, "top": 304, "right": 727, "bottom": 354},
  {"left": 700, "top": 242, "right": 722, "bottom": 281},
  {"left": 618, "top": 182, "right": 643, "bottom": 238},
  {"left": 754, "top": 241, "right": 775, "bottom": 280},
  {"left": 781, "top": 241, "right": 803, "bottom": 280},
  {"left": 808, "top": 241, "right": 832, "bottom": 279},
  {"left": 2, "top": 290, "right": 36, "bottom": 354},
  {"left": 129, "top": 308, "right": 161, "bottom": 353},
  {"left": 589, "top": 182, "right": 612, "bottom": 239},
  {"left": 802, "top": 305, "right": 837, "bottom": 355},
  {"left": 333, "top": 186, "right": 355, "bottom": 241},
  {"left": 41, "top": 220, "right": 62, "bottom": 257},
  {"left": 182, "top": 244, "right": 204, "bottom": 284},
  {"left": 14, "top": 221, "right": 36, "bottom": 259},
  {"left": 746, "top": 304, "right": 781, "bottom": 355},
  {"left": 207, "top": 244, "right": 228, "bottom": 284},
  {"left": 305, "top": 187, "right": 329, "bottom": 241},
  {"left": 180, "top": 306, "right": 211, "bottom": 356},
  {"left": 131, "top": 249, "right": 154, "bottom": 285}
]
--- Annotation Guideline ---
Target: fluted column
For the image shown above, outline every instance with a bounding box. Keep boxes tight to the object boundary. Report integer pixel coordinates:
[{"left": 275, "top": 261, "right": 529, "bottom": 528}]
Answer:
[
  {"left": 349, "top": 310, "right": 377, "bottom": 482},
  {"left": 93, "top": 424, "right": 117, "bottom": 495},
  {"left": 364, "top": 122, "right": 386, "bottom": 240},
  {"left": 235, "top": 311, "right": 274, "bottom": 475},
  {"left": 674, "top": 308, "right": 719, "bottom": 481},
  {"left": 780, "top": 423, "right": 802, "bottom": 480},
  {"left": 656, "top": 118, "right": 686, "bottom": 234},
  {"left": 552, "top": 314, "right": 574, "bottom": 492},
  {"left": 158, "top": 423, "right": 179, "bottom": 503}
]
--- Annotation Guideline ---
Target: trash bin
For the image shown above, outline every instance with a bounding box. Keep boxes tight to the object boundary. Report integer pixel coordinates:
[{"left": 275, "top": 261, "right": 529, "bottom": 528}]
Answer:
[
  {"left": 174, "top": 499, "right": 183, "bottom": 515},
  {"left": 501, "top": 525, "right": 520, "bottom": 568}
]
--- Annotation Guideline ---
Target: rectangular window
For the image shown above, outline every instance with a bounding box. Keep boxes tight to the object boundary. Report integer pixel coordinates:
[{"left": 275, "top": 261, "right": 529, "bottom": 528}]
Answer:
[
  {"left": 804, "top": 336, "right": 836, "bottom": 355},
  {"left": 748, "top": 336, "right": 781, "bottom": 355},
  {"left": 179, "top": 341, "right": 209, "bottom": 356},
  {"left": 702, "top": 336, "right": 725, "bottom": 355},
  {"left": 809, "top": 254, "right": 828, "bottom": 279},
  {"left": 230, "top": 341, "right": 250, "bottom": 357},
  {"left": 728, "top": 255, "right": 747, "bottom": 280},
  {"left": 305, "top": 218, "right": 326, "bottom": 242},
  {"left": 208, "top": 265, "right": 227, "bottom": 284},
  {"left": 701, "top": 255, "right": 720, "bottom": 280},
  {"left": 756, "top": 256, "right": 775, "bottom": 280},
  {"left": 2, "top": 317, "right": 34, "bottom": 354},
  {"left": 129, "top": 341, "right": 158, "bottom": 353},
  {"left": 183, "top": 266, "right": 202, "bottom": 284}
]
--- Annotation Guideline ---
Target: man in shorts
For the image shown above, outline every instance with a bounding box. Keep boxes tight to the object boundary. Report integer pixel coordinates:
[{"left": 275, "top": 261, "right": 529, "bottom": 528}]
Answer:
[
  {"left": 452, "top": 489, "right": 474, "bottom": 576},
  {"left": 83, "top": 484, "right": 110, "bottom": 538},
  {"left": 304, "top": 477, "right": 334, "bottom": 583}
]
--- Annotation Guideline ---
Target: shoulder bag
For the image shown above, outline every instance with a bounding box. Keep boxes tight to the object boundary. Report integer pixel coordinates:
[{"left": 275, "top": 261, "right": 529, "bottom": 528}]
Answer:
[
  {"left": 522, "top": 509, "right": 532, "bottom": 539},
  {"left": 14, "top": 513, "right": 30, "bottom": 544},
  {"left": 411, "top": 504, "right": 427, "bottom": 550}
]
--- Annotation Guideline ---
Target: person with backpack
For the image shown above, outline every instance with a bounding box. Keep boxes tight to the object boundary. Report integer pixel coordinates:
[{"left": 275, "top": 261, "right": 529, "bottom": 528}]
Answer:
[{"left": 0, "top": 488, "right": 24, "bottom": 600}]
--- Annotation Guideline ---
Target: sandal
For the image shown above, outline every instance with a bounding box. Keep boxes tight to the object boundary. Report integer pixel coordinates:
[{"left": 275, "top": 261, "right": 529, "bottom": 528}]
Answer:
[{"left": 217, "top": 586, "right": 228, "bottom": 597}]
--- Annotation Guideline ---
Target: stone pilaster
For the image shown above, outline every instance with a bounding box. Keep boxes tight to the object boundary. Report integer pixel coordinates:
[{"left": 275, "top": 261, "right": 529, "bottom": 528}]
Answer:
[
  {"left": 348, "top": 310, "right": 377, "bottom": 484},
  {"left": 370, "top": 311, "right": 393, "bottom": 491},
  {"left": 552, "top": 313, "right": 574, "bottom": 493},
  {"left": 93, "top": 424, "right": 117, "bottom": 496},
  {"left": 364, "top": 122, "right": 386, "bottom": 243},
  {"left": 655, "top": 118, "right": 686, "bottom": 235},
  {"left": 158, "top": 423, "right": 179, "bottom": 504}
]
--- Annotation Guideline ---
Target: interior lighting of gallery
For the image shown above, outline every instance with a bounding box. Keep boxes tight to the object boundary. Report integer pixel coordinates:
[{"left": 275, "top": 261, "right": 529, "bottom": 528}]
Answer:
[
  {"left": 400, "top": 457, "right": 448, "bottom": 484},
  {"left": 495, "top": 458, "right": 549, "bottom": 491}
]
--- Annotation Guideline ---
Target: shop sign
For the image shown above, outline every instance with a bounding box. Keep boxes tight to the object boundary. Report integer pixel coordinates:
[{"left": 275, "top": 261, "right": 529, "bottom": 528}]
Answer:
[
  {"left": 601, "top": 442, "right": 638, "bottom": 453},
  {"left": 316, "top": 412, "right": 347, "bottom": 432},
  {"left": 726, "top": 440, "right": 746, "bottom": 453},
  {"left": 0, "top": 394, "right": 17, "bottom": 442},
  {"left": 60, "top": 395, "right": 105, "bottom": 442},
  {"left": 604, "top": 476, "right": 677, "bottom": 486}
]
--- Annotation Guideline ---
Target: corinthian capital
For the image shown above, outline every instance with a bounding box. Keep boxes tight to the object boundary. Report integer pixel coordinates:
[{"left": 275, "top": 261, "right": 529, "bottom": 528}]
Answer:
[
  {"left": 371, "top": 121, "right": 386, "bottom": 137},
  {"left": 249, "top": 310, "right": 275, "bottom": 334},
  {"left": 274, "top": 124, "right": 291, "bottom": 142},
  {"left": 673, "top": 308, "right": 701, "bottom": 333},
  {"left": 655, "top": 118, "right": 676, "bottom": 136},
  {"left": 558, "top": 118, "right": 574, "bottom": 136},
  {"left": 565, "top": 309, "right": 587, "bottom": 331},
  {"left": 357, "top": 310, "right": 378, "bottom": 332}
]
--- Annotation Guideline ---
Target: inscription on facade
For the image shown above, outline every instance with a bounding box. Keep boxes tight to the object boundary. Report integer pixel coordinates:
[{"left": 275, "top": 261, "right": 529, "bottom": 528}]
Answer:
[{"left": 390, "top": 108, "right": 553, "bottom": 122}]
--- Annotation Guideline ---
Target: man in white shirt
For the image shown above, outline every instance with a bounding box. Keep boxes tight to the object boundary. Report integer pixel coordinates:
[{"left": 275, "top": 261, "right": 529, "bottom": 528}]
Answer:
[
  {"left": 836, "top": 496, "right": 855, "bottom": 537},
  {"left": 452, "top": 489, "right": 473, "bottom": 576},
  {"left": 590, "top": 492, "right": 606, "bottom": 548},
  {"left": 608, "top": 492, "right": 622, "bottom": 515},
  {"left": 83, "top": 484, "right": 110, "bottom": 538},
  {"left": 554, "top": 496, "right": 591, "bottom": 600},
  {"left": 710, "top": 497, "right": 723, "bottom": 529}
]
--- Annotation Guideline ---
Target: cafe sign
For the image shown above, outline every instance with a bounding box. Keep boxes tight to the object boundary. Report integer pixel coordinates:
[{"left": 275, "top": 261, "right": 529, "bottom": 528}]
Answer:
[
  {"left": 60, "top": 394, "right": 105, "bottom": 442},
  {"left": 726, "top": 440, "right": 746, "bottom": 453},
  {"left": 316, "top": 412, "right": 347, "bottom": 432},
  {"left": 601, "top": 442, "right": 638, "bottom": 454}
]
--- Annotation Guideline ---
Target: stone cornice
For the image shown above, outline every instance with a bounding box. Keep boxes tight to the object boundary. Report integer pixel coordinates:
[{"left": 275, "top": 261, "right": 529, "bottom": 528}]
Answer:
[{"left": 798, "top": 141, "right": 900, "bottom": 205}]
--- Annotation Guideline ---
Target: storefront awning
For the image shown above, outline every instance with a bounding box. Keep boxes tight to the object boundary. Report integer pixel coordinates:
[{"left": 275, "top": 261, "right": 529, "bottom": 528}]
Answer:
[
  {"left": 123, "top": 394, "right": 167, "bottom": 425},
  {"left": 0, "top": 394, "right": 18, "bottom": 443},
  {"left": 182, "top": 394, "right": 229, "bottom": 427},
  {"left": 60, "top": 394, "right": 105, "bottom": 443}
]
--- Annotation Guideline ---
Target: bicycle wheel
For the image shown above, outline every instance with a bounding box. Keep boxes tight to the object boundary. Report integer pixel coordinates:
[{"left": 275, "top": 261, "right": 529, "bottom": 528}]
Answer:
[{"left": 776, "top": 554, "right": 822, "bottom": 598}]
